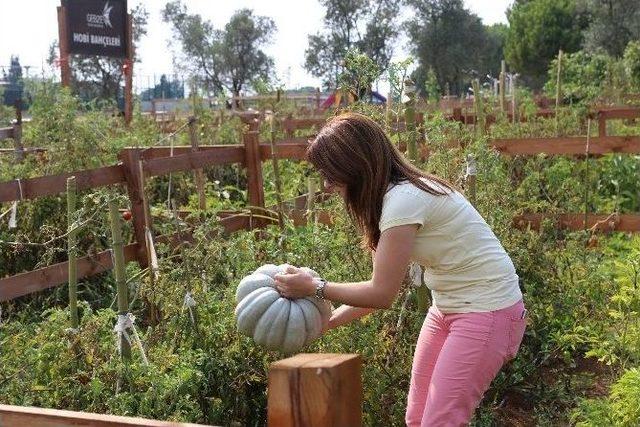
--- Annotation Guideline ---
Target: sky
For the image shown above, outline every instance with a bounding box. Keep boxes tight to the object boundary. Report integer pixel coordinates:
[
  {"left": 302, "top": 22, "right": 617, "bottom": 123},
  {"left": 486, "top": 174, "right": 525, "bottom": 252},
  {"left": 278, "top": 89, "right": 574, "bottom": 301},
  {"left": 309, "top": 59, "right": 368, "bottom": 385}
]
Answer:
[{"left": 0, "top": 0, "right": 512, "bottom": 92}]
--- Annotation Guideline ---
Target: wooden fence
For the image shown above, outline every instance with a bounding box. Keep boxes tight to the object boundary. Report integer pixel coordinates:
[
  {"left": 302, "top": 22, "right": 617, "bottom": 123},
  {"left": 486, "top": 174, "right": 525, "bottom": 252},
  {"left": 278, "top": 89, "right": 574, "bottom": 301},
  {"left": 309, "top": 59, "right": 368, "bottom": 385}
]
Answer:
[
  {"left": 489, "top": 131, "right": 640, "bottom": 232},
  {"left": 0, "top": 353, "right": 363, "bottom": 427},
  {"left": 0, "top": 114, "right": 322, "bottom": 302}
]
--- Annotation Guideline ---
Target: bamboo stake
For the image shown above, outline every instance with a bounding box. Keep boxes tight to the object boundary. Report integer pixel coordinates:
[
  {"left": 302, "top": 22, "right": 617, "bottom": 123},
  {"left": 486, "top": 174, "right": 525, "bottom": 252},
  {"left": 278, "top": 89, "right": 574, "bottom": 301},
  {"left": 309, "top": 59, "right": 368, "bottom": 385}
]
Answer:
[
  {"left": 268, "top": 113, "right": 285, "bottom": 230},
  {"left": 188, "top": 116, "right": 207, "bottom": 211},
  {"left": 67, "top": 176, "right": 78, "bottom": 329},
  {"left": 500, "top": 60, "right": 506, "bottom": 113},
  {"left": 109, "top": 199, "right": 131, "bottom": 360},
  {"left": 404, "top": 79, "right": 418, "bottom": 162},
  {"left": 555, "top": 49, "right": 563, "bottom": 136}
]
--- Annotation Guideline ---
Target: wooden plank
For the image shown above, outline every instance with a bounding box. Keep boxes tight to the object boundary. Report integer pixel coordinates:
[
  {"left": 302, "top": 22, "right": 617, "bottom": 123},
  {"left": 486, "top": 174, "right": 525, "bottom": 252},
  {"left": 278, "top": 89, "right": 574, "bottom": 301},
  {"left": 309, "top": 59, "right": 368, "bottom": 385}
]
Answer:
[
  {"left": 134, "top": 145, "right": 243, "bottom": 161},
  {"left": 0, "top": 164, "right": 126, "bottom": 203},
  {"left": 0, "top": 404, "right": 212, "bottom": 427},
  {"left": 597, "top": 107, "right": 640, "bottom": 120},
  {"left": 513, "top": 213, "right": 640, "bottom": 232},
  {"left": 0, "top": 244, "right": 139, "bottom": 302},
  {"left": 142, "top": 146, "right": 245, "bottom": 178},
  {"left": 268, "top": 353, "right": 362, "bottom": 427},
  {"left": 489, "top": 136, "right": 640, "bottom": 156},
  {"left": 0, "top": 126, "right": 14, "bottom": 139},
  {"left": 259, "top": 142, "right": 308, "bottom": 161}
]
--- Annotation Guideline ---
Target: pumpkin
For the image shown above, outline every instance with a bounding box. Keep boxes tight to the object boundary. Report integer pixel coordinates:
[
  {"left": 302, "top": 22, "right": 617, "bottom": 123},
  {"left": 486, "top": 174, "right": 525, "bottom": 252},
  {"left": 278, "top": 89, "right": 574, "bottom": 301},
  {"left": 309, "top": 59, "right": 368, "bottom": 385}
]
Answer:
[{"left": 234, "top": 264, "right": 332, "bottom": 353}]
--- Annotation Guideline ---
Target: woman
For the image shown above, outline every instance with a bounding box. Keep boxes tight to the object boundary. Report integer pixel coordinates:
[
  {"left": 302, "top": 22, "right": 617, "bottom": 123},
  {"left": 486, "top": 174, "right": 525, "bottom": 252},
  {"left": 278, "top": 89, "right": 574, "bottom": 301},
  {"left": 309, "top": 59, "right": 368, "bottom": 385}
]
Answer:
[{"left": 274, "top": 112, "right": 526, "bottom": 426}]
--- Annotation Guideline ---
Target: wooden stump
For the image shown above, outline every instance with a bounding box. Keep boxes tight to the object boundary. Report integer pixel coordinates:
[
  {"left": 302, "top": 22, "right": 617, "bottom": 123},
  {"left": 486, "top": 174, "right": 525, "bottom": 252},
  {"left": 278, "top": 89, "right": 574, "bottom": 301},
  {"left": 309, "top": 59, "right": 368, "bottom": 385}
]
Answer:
[{"left": 268, "top": 353, "right": 362, "bottom": 427}]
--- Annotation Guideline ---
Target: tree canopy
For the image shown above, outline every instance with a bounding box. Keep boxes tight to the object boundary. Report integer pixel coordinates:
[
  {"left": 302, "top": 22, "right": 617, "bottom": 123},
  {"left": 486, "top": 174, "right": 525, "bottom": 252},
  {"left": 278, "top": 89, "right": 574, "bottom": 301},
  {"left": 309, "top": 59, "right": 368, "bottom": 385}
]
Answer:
[
  {"left": 579, "top": 0, "right": 640, "bottom": 57},
  {"left": 162, "top": 1, "right": 276, "bottom": 97},
  {"left": 304, "top": 0, "right": 400, "bottom": 89},
  {"left": 505, "top": 0, "right": 587, "bottom": 87},
  {"left": 406, "top": 0, "right": 503, "bottom": 96}
]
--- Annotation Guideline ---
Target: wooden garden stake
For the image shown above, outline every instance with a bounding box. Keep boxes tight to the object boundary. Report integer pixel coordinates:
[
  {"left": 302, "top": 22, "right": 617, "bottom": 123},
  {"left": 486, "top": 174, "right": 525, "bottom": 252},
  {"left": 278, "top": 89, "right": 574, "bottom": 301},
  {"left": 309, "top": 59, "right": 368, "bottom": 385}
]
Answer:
[
  {"left": 306, "top": 177, "right": 317, "bottom": 224},
  {"left": 13, "top": 100, "right": 24, "bottom": 163},
  {"left": 555, "top": 49, "right": 563, "bottom": 136},
  {"left": 108, "top": 199, "right": 131, "bottom": 360},
  {"left": 268, "top": 113, "right": 285, "bottom": 230},
  {"left": 137, "top": 158, "right": 160, "bottom": 326},
  {"left": 472, "top": 79, "right": 484, "bottom": 136},
  {"left": 404, "top": 78, "right": 418, "bottom": 162},
  {"left": 500, "top": 60, "right": 506, "bottom": 113},
  {"left": 511, "top": 74, "right": 518, "bottom": 124},
  {"left": 188, "top": 116, "right": 207, "bottom": 211},
  {"left": 66, "top": 176, "right": 78, "bottom": 329}
]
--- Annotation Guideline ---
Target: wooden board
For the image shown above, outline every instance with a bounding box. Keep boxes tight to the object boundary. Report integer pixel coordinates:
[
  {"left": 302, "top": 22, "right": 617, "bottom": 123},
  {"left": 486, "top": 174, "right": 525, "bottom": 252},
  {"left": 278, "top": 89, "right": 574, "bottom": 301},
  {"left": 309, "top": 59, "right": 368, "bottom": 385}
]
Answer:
[
  {"left": 268, "top": 353, "right": 362, "bottom": 427},
  {"left": 0, "top": 164, "right": 126, "bottom": 203},
  {"left": 595, "top": 107, "right": 640, "bottom": 120},
  {"left": 259, "top": 142, "right": 308, "bottom": 161},
  {"left": 489, "top": 136, "right": 640, "bottom": 156},
  {"left": 0, "top": 404, "right": 213, "bottom": 427},
  {"left": 0, "top": 244, "right": 139, "bottom": 302},
  {"left": 513, "top": 213, "right": 640, "bottom": 232},
  {"left": 142, "top": 146, "right": 245, "bottom": 177},
  {"left": 0, "top": 126, "right": 14, "bottom": 140}
]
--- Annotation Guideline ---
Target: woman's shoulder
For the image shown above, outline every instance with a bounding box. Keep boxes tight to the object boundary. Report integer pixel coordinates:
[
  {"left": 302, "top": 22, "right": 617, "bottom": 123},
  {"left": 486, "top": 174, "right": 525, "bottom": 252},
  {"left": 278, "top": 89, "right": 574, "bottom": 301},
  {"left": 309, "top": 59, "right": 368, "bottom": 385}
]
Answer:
[{"left": 386, "top": 178, "right": 454, "bottom": 199}]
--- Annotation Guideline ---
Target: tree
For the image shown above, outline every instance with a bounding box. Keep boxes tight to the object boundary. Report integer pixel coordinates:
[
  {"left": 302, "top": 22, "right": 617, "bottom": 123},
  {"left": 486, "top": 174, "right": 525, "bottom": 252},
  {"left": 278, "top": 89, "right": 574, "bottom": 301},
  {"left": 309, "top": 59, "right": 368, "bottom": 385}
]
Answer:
[
  {"left": 47, "top": 4, "right": 148, "bottom": 107},
  {"left": 140, "top": 74, "right": 185, "bottom": 101},
  {"left": 162, "top": 2, "right": 276, "bottom": 98},
  {"left": 579, "top": 0, "right": 640, "bottom": 57},
  {"left": 304, "top": 0, "right": 400, "bottom": 89},
  {"left": 2, "top": 56, "right": 23, "bottom": 106},
  {"left": 505, "top": 0, "right": 587, "bottom": 88},
  {"left": 406, "top": 0, "right": 491, "bottom": 96}
]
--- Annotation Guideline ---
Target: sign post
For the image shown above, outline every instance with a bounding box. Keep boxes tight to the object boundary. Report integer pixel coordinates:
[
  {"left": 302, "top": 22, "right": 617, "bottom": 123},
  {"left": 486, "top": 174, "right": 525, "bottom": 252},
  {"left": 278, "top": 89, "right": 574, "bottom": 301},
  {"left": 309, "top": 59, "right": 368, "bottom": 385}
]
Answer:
[{"left": 57, "top": 0, "right": 132, "bottom": 124}]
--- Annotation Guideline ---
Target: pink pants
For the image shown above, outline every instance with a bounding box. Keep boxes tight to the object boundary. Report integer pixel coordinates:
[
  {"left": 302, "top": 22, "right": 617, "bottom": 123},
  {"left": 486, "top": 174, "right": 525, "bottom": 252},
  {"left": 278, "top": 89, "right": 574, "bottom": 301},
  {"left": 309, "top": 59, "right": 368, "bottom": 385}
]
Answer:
[{"left": 406, "top": 300, "right": 526, "bottom": 426}]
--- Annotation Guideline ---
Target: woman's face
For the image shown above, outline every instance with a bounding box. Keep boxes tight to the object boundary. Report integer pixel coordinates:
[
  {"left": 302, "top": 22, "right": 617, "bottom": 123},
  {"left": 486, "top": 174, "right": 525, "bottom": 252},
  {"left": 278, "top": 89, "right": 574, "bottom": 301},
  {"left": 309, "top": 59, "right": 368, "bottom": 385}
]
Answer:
[
  {"left": 323, "top": 179, "right": 346, "bottom": 198},
  {"left": 318, "top": 169, "right": 347, "bottom": 198}
]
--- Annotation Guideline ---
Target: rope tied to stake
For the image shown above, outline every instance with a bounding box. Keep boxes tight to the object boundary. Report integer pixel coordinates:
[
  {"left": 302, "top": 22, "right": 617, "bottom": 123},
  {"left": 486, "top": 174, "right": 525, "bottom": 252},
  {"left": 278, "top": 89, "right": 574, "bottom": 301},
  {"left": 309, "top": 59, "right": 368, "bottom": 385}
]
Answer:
[
  {"left": 8, "top": 178, "right": 23, "bottom": 229},
  {"left": 113, "top": 313, "right": 149, "bottom": 365},
  {"left": 408, "top": 262, "right": 425, "bottom": 288},
  {"left": 183, "top": 291, "right": 197, "bottom": 324},
  {"left": 465, "top": 155, "right": 477, "bottom": 178}
]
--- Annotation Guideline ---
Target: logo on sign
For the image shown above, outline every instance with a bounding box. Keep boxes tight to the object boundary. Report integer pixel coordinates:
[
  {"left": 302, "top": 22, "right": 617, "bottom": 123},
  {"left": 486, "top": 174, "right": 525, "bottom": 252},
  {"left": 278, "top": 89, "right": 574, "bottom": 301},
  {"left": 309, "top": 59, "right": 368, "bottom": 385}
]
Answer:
[{"left": 86, "top": 2, "right": 113, "bottom": 29}]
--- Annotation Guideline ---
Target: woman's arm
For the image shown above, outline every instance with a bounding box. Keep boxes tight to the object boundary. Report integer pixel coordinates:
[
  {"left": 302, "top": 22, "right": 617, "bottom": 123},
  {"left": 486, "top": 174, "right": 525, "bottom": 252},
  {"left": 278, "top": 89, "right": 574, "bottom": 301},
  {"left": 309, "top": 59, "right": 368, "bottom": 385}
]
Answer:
[
  {"left": 327, "top": 305, "right": 377, "bottom": 330},
  {"left": 275, "top": 224, "right": 418, "bottom": 309}
]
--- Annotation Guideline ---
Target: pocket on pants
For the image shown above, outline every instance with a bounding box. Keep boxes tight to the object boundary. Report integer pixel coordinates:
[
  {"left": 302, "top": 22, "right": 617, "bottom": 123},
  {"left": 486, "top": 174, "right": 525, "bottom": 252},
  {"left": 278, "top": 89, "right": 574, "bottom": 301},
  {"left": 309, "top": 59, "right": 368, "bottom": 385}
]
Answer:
[{"left": 507, "top": 317, "right": 527, "bottom": 360}]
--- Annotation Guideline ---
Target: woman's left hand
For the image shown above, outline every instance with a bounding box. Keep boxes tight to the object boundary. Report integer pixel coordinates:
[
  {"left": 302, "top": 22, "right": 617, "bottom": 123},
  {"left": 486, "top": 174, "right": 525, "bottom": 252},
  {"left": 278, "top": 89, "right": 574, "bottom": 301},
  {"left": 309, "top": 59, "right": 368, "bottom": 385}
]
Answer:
[{"left": 274, "top": 266, "right": 316, "bottom": 299}]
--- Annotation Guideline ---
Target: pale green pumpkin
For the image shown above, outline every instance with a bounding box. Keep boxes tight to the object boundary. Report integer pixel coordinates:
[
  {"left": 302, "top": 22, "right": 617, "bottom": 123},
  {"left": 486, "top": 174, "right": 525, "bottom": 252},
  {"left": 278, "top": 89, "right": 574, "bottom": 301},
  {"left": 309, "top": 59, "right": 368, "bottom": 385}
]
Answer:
[{"left": 234, "top": 264, "right": 331, "bottom": 353}]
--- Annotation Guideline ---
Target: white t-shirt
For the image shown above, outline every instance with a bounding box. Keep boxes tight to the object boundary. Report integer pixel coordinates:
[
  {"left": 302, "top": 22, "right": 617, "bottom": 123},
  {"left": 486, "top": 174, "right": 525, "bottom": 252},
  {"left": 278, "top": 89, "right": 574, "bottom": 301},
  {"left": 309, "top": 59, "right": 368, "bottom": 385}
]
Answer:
[{"left": 379, "top": 179, "right": 522, "bottom": 313}]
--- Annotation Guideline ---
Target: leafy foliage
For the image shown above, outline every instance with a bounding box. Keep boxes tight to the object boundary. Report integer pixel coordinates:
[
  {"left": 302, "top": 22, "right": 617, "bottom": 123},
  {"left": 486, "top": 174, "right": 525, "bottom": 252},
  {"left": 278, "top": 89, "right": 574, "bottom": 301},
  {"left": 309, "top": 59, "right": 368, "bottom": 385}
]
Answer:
[{"left": 162, "top": 2, "right": 276, "bottom": 98}]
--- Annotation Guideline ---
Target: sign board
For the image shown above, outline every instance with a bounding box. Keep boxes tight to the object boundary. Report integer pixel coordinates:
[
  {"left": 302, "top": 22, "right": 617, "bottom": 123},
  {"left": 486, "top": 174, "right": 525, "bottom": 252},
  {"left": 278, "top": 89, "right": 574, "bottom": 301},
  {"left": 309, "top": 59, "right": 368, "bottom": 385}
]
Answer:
[{"left": 65, "top": 0, "right": 128, "bottom": 58}]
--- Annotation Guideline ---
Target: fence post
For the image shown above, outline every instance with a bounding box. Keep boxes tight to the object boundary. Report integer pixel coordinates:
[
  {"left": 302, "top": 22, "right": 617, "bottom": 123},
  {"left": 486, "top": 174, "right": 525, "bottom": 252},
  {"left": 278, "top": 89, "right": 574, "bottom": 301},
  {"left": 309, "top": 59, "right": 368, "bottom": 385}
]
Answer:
[
  {"left": 188, "top": 116, "right": 207, "bottom": 211},
  {"left": 241, "top": 114, "right": 265, "bottom": 211},
  {"left": 598, "top": 112, "right": 607, "bottom": 137},
  {"left": 118, "top": 149, "right": 148, "bottom": 268},
  {"left": 268, "top": 354, "right": 362, "bottom": 427}
]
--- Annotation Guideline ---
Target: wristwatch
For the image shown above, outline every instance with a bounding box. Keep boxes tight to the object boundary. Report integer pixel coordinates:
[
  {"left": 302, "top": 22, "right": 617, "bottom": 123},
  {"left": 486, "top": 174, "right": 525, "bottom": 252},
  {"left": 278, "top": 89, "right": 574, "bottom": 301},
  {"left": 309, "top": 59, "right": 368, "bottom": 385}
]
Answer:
[{"left": 314, "top": 278, "right": 327, "bottom": 300}]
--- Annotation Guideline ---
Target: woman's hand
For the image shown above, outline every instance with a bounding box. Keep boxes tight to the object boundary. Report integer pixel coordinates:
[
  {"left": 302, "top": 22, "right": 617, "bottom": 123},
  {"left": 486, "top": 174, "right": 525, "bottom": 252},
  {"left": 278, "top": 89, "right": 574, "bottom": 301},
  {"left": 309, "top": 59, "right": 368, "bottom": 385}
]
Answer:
[{"left": 274, "top": 266, "right": 316, "bottom": 299}]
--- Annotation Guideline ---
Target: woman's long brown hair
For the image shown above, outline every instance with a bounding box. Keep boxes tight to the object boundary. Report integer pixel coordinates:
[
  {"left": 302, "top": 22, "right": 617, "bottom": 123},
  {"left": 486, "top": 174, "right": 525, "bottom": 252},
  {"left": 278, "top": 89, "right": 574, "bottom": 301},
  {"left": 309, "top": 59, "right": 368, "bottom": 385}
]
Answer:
[{"left": 306, "top": 112, "right": 454, "bottom": 250}]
